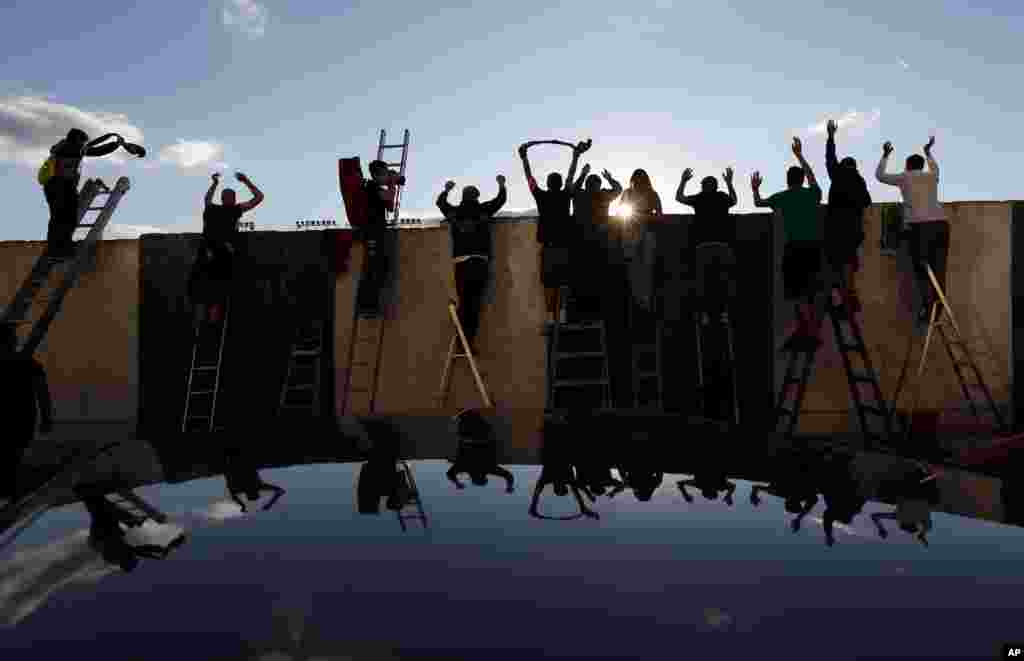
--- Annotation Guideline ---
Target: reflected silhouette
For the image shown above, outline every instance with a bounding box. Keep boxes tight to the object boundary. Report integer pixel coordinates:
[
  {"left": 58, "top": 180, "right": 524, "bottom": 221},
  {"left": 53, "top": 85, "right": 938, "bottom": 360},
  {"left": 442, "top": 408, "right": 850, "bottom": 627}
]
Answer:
[
  {"left": 678, "top": 472, "right": 736, "bottom": 506},
  {"left": 870, "top": 462, "right": 939, "bottom": 546},
  {"left": 77, "top": 488, "right": 186, "bottom": 572},
  {"left": 356, "top": 419, "right": 413, "bottom": 514},
  {"left": 529, "top": 426, "right": 598, "bottom": 520},
  {"left": 749, "top": 449, "right": 820, "bottom": 532},
  {"left": 819, "top": 452, "right": 867, "bottom": 547},
  {"left": 447, "top": 410, "right": 514, "bottom": 493},
  {"left": 609, "top": 454, "right": 664, "bottom": 502},
  {"left": 223, "top": 448, "right": 286, "bottom": 512}
]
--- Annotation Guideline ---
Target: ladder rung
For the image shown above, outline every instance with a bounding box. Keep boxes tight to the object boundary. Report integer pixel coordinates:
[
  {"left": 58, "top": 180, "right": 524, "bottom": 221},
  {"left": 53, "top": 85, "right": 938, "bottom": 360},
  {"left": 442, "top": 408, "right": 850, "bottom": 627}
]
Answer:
[
  {"left": 858, "top": 405, "right": 886, "bottom": 416},
  {"left": 292, "top": 349, "right": 321, "bottom": 357},
  {"left": 556, "top": 352, "right": 607, "bottom": 359},
  {"left": 286, "top": 384, "right": 315, "bottom": 391},
  {"left": 188, "top": 390, "right": 215, "bottom": 396},
  {"left": 381, "top": 144, "right": 406, "bottom": 149},
  {"left": 553, "top": 379, "right": 610, "bottom": 387},
  {"left": 192, "top": 366, "right": 219, "bottom": 372},
  {"left": 557, "top": 323, "right": 604, "bottom": 331},
  {"left": 187, "top": 415, "right": 211, "bottom": 420}
]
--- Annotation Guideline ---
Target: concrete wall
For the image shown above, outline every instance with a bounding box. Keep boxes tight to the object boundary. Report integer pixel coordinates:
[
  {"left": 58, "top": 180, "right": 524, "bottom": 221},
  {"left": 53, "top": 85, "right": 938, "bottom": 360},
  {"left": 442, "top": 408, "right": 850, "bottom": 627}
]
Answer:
[{"left": 1, "top": 199, "right": 1016, "bottom": 436}]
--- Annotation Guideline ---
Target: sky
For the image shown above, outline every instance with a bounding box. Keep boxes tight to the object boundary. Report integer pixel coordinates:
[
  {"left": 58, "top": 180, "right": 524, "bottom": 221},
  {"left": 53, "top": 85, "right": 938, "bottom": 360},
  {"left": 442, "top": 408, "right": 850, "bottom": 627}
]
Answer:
[{"left": 1, "top": 0, "right": 1022, "bottom": 240}]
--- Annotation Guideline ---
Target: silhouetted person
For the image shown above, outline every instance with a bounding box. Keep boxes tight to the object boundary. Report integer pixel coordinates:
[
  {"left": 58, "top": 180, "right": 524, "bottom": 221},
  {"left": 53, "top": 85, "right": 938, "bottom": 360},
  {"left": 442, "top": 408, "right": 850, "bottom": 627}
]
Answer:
[
  {"left": 447, "top": 409, "right": 514, "bottom": 492},
  {"left": 223, "top": 449, "right": 286, "bottom": 512},
  {"left": 356, "top": 419, "right": 411, "bottom": 514},
  {"left": 610, "top": 465, "right": 664, "bottom": 502},
  {"left": 876, "top": 136, "right": 947, "bottom": 325},
  {"left": 574, "top": 453, "right": 623, "bottom": 499},
  {"left": 1, "top": 323, "right": 54, "bottom": 498},
  {"left": 678, "top": 472, "right": 736, "bottom": 505},
  {"left": 620, "top": 168, "right": 663, "bottom": 311},
  {"left": 79, "top": 492, "right": 178, "bottom": 572},
  {"left": 871, "top": 462, "right": 938, "bottom": 546},
  {"left": 752, "top": 137, "right": 824, "bottom": 352},
  {"left": 676, "top": 167, "right": 739, "bottom": 319},
  {"left": 824, "top": 120, "right": 872, "bottom": 312},
  {"left": 749, "top": 453, "right": 820, "bottom": 533},
  {"left": 529, "top": 430, "right": 598, "bottom": 519},
  {"left": 818, "top": 452, "right": 867, "bottom": 547},
  {"left": 190, "top": 172, "right": 264, "bottom": 335},
  {"left": 39, "top": 129, "right": 143, "bottom": 258},
  {"left": 437, "top": 175, "right": 508, "bottom": 353},
  {"left": 518, "top": 140, "right": 588, "bottom": 329},
  {"left": 356, "top": 160, "right": 404, "bottom": 315}
]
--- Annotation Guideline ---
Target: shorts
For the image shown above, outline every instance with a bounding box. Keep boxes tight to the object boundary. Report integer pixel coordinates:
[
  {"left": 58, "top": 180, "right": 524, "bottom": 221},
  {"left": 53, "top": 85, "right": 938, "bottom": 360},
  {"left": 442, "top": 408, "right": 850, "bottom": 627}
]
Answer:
[
  {"left": 541, "top": 244, "right": 571, "bottom": 287},
  {"left": 825, "top": 226, "right": 865, "bottom": 273},
  {"left": 782, "top": 241, "right": 824, "bottom": 302}
]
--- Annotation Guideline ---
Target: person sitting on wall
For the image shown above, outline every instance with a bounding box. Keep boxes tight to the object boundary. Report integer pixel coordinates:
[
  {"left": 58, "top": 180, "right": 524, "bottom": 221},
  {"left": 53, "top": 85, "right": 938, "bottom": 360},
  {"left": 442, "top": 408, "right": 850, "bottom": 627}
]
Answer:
[
  {"left": 676, "top": 166, "right": 739, "bottom": 322},
  {"left": 824, "top": 119, "right": 872, "bottom": 314},
  {"left": 436, "top": 175, "right": 508, "bottom": 356},
  {"left": 518, "top": 139, "right": 588, "bottom": 331},
  {"left": 190, "top": 172, "right": 264, "bottom": 336},
  {"left": 0, "top": 323, "right": 54, "bottom": 499},
  {"left": 620, "top": 168, "right": 664, "bottom": 312},
  {"left": 356, "top": 160, "right": 405, "bottom": 316},
  {"left": 752, "top": 137, "right": 825, "bottom": 352},
  {"left": 875, "top": 136, "right": 947, "bottom": 326}
]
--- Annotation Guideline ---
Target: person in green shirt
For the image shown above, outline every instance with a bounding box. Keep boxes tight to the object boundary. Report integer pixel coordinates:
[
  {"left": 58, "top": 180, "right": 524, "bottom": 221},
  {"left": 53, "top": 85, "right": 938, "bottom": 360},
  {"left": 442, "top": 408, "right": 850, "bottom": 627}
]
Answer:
[{"left": 752, "top": 137, "right": 825, "bottom": 351}]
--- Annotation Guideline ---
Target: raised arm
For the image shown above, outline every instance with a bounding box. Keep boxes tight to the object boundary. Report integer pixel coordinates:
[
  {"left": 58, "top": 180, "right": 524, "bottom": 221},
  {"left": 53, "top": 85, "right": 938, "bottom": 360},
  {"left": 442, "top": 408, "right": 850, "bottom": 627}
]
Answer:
[
  {"left": 260, "top": 483, "right": 286, "bottom": 511},
  {"left": 564, "top": 141, "right": 589, "bottom": 195},
  {"left": 205, "top": 174, "right": 220, "bottom": 207},
  {"left": 924, "top": 136, "right": 939, "bottom": 179},
  {"left": 723, "top": 168, "right": 737, "bottom": 207},
  {"left": 490, "top": 466, "right": 515, "bottom": 493},
  {"left": 792, "top": 138, "right": 818, "bottom": 189},
  {"left": 480, "top": 175, "right": 508, "bottom": 216},
  {"left": 603, "top": 169, "right": 623, "bottom": 195},
  {"left": 437, "top": 180, "right": 456, "bottom": 220},
  {"left": 751, "top": 172, "right": 772, "bottom": 209},
  {"left": 675, "top": 169, "right": 697, "bottom": 205},
  {"left": 574, "top": 164, "right": 591, "bottom": 192},
  {"left": 235, "top": 173, "right": 264, "bottom": 212},
  {"left": 518, "top": 142, "right": 537, "bottom": 189},
  {"left": 875, "top": 142, "right": 903, "bottom": 185},
  {"left": 825, "top": 120, "right": 839, "bottom": 179}
]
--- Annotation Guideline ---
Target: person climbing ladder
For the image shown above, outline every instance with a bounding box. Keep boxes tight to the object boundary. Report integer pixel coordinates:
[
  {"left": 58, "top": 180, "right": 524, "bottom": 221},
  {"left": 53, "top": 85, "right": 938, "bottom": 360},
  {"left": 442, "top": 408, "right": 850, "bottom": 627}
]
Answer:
[{"left": 824, "top": 119, "right": 872, "bottom": 312}]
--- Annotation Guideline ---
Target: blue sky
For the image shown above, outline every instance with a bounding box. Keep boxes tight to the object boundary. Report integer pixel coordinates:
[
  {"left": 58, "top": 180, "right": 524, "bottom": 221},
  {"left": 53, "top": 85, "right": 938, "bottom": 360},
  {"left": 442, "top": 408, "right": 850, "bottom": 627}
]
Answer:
[{"left": 1, "top": 0, "right": 1022, "bottom": 239}]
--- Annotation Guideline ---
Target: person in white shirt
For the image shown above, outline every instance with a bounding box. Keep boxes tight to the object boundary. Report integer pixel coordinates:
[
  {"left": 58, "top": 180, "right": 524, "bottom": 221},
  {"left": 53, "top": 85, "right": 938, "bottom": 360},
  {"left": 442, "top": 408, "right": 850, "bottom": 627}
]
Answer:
[{"left": 875, "top": 137, "right": 949, "bottom": 322}]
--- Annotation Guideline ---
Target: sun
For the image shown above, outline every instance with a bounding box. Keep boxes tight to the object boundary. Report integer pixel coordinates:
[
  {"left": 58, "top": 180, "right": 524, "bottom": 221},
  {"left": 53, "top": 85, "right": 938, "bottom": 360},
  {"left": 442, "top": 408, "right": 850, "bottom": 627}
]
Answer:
[{"left": 610, "top": 201, "right": 633, "bottom": 221}]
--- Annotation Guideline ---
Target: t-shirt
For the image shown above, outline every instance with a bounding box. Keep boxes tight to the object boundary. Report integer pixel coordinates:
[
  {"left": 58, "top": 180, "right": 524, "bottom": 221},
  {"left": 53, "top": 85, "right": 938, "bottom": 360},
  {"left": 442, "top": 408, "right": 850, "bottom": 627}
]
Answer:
[
  {"left": 686, "top": 190, "right": 735, "bottom": 245},
  {"left": 875, "top": 155, "right": 945, "bottom": 224},
  {"left": 363, "top": 179, "right": 389, "bottom": 229},
  {"left": 530, "top": 181, "right": 572, "bottom": 247},
  {"left": 202, "top": 204, "right": 244, "bottom": 244},
  {"left": 437, "top": 188, "right": 507, "bottom": 258},
  {"left": 764, "top": 186, "right": 823, "bottom": 243}
]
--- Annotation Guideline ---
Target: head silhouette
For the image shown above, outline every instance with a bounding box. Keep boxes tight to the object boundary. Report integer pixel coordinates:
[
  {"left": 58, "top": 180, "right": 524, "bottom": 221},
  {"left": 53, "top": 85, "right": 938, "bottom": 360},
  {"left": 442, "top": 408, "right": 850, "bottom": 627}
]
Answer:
[
  {"left": 471, "top": 472, "right": 488, "bottom": 486},
  {"left": 462, "top": 185, "right": 480, "bottom": 204},
  {"left": 585, "top": 174, "right": 602, "bottom": 192},
  {"left": 368, "top": 160, "right": 390, "bottom": 182},
  {"left": 221, "top": 189, "right": 237, "bottom": 206},
  {"left": 702, "top": 487, "right": 719, "bottom": 501},
  {"left": 66, "top": 128, "right": 89, "bottom": 145},
  {"left": 784, "top": 498, "right": 803, "bottom": 514},
  {"left": 906, "top": 154, "right": 925, "bottom": 171},
  {"left": 701, "top": 176, "right": 718, "bottom": 193},
  {"left": 546, "top": 172, "right": 563, "bottom": 191},
  {"left": 631, "top": 169, "right": 651, "bottom": 190},
  {"left": 554, "top": 481, "right": 569, "bottom": 497},
  {"left": 786, "top": 166, "right": 805, "bottom": 189},
  {"left": 839, "top": 156, "right": 858, "bottom": 171}
]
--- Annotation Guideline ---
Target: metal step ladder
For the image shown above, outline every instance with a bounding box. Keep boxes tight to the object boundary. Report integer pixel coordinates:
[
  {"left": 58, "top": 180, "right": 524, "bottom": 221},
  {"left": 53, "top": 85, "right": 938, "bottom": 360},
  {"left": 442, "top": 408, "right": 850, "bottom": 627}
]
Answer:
[
  {"left": 278, "top": 319, "right": 324, "bottom": 418},
  {"left": 394, "top": 460, "right": 428, "bottom": 531},
  {"left": 891, "top": 263, "right": 1007, "bottom": 441},
  {"left": 182, "top": 299, "right": 231, "bottom": 432},
  {"left": 692, "top": 242, "right": 739, "bottom": 423},
  {"left": 546, "top": 286, "right": 613, "bottom": 413},
  {"left": 696, "top": 310, "right": 740, "bottom": 425},
  {"left": 343, "top": 310, "right": 387, "bottom": 415},
  {"left": 105, "top": 490, "right": 169, "bottom": 525},
  {"left": 437, "top": 300, "right": 492, "bottom": 409},
  {"left": 2, "top": 177, "right": 130, "bottom": 355},
  {"left": 377, "top": 128, "right": 410, "bottom": 225},
  {"left": 629, "top": 300, "right": 663, "bottom": 410},
  {"left": 776, "top": 282, "right": 893, "bottom": 444}
]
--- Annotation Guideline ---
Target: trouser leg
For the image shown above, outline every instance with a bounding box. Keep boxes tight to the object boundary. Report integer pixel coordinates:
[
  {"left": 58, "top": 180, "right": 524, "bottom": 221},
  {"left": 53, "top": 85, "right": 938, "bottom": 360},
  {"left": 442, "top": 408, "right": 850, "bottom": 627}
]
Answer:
[
  {"left": 460, "top": 260, "right": 489, "bottom": 343},
  {"left": 44, "top": 179, "right": 79, "bottom": 257}
]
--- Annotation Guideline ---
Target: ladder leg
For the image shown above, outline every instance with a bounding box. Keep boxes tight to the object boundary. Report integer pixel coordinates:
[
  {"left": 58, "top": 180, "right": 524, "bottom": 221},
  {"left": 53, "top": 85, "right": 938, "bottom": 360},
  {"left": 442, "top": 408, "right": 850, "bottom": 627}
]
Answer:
[
  {"left": 903, "top": 301, "right": 941, "bottom": 443},
  {"left": 438, "top": 333, "right": 458, "bottom": 409},
  {"left": 723, "top": 312, "right": 739, "bottom": 426},
  {"left": 695, "top": 311, "right": 706, "bottom": 416}
]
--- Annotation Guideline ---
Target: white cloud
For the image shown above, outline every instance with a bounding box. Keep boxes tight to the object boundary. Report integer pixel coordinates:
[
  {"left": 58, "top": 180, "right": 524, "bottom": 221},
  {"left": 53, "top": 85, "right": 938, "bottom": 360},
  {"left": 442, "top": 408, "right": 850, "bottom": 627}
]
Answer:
[
  {"left": 158, "top": 139, "right": 229, "bottom": 172},
  {"left": 805, "top": 109, "right": 882, "bottom": 137},
  {"left": 0, "top": 95, "right": 145, "bottom": 168},
  {"left": 223, "top": 0, "right": 269, "bottom": 38}
]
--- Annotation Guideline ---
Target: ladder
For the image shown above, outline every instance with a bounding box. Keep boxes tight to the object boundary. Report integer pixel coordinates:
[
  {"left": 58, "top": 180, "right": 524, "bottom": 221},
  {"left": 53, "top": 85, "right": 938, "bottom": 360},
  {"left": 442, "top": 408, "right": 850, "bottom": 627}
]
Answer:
[
  {"left": 394, "top": 460, "right": 428, "bottom": 531},
  {"left": 692, "top": 243, "right": 738, "bottom": 422},
  {"left": 182, "top": 299, "right": 231, "bottom": 432},
  {"left": 2, "top": 177, "right": 130, "bottom": 355},
  {"left": 278, "top": 319, "right": 324, "bottom": 418},
  {"left": 546, "top": 286, "right": 613, "bottom": 413},
  {"left": 437, "top": 300, "right": 492, "bottom": 409},
  {"left": 891, "top": 263, "right": 1007, "bottom": 441},
  {"left": 376, "top": 128, "right": 410, "bottom": 225},
  {"left": 342, "top": 311, "right": 386, "bottom": 415},
  {"left": 631, "top": 304, "right": 664, "bottom": 410},
  {"left": 105, "top": 490, "right": 169, "bottom": 525},
  {"left": 775, "top": 279, "right": 894, "bottom": 444}
]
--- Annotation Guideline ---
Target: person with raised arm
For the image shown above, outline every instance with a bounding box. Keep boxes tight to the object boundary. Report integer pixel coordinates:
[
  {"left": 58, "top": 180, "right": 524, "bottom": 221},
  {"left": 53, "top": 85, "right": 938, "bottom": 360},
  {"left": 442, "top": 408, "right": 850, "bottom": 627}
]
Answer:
[
  {"left": 436, "top": 175, "right": 508, "bottom": 354},
  {"left": 752, "top": 138, "right": 825, "bottom": 352},
  {"left": 823, "top": 120, "right": 872, "bottom": 313},
  {"left": 518, "top": 139, "right": 589, "bottom": 331},
  {"left": 875, "top": 136, "right": 948, "bottom": 325},
  {"left": 677, "top": 167, "right": 739, "bottom": 321},
  {"left": 355, "top": 160, "right": 405, "bottom": 315}
]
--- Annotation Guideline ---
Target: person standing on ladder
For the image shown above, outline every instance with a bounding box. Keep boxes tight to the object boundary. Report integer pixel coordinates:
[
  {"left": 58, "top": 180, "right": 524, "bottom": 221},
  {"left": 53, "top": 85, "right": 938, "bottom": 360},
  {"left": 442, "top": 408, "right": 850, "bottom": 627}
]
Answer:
[
  {"left": 676, "top": 166, "right": 739, "bottom": 319},
  {"left": 875, "top": 136, "right": 947, "bottom": 325},
  {"left": 39, "top": 129, "right": 142, "bottom": 259},
  {"left": 620, "top": 168, "right": 664, "bottom": 312},
  {"left": 518, "top": 140, "right": 588, "bottom": 331},
  {"left": 190, "top": 172, "right": 264, "bottom": 335},
  {"left": 357, "top": 160, "right": 405, "bottom": 315},
  {"left": 436, "top": 175, "right": 508, "bottom": 355},
  {"left": 824, "top": 119, "right": 872, "bottom": 313},
  {"left": 752, "top": 138, "right": 825, "bottom": 352},
  {"left": 0, "top": 323, "right": 54, "bottom": 498}
]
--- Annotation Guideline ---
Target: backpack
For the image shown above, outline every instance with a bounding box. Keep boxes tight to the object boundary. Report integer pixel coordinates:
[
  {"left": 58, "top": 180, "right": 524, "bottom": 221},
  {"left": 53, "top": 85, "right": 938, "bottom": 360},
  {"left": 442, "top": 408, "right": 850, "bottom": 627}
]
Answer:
[{"left": 37, "top": 157, "right": 55, "bottom": 186}]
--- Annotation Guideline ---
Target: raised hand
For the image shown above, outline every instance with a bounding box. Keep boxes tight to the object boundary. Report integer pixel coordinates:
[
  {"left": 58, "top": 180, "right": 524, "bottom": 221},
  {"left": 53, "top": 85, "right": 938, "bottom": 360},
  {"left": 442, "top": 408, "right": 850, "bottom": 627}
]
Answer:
[
  {"left": 235, "top": 172, "right": 247, "bottom": 182},
  {"left": 883, "top": 141, "right": 894, "bottom": 157},
  {"left": 827, "top": 119, "right": 838, "bottom": 136},
  {"left": 751, "top": 171, "right": 763, "bottom": 189},
  {"left": 580, "top": 164, "right": 591, "bottom": 177},
  {"left": 212, "top": 173, "right": 220, "bottom": 183},
  {"left": 723, "top": 167, "right": 734, "bottom": 183},
  {"left": 575, "top": 139, "right": 593, "bottom": 154},
  {"left": 445, "top": 180, "right": 456, "bottom": 191},
  {"left": 681, "top": 168, "right": 693, "bottom": 182},
  {"left": 518, "top": 143, "right": 528, "bottom": 158},
  {"left": 602, "top": 168, "right": 613, "bottom": 180},
  {"left": 792, "top": 137, "right": 803, "bottom": 157},
  {"left": 496, "top": 174, "right": 506, "bottom": 186},
  {"left": 925, "top": 136, "right": 935, "bottom": 153}
]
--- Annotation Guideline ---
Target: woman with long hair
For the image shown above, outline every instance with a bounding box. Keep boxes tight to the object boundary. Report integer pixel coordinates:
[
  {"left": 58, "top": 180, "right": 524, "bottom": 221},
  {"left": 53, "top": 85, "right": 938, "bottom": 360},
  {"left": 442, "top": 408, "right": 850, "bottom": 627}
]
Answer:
[{"left": 619, "top": 169, "right": 662, "bottom": 311}]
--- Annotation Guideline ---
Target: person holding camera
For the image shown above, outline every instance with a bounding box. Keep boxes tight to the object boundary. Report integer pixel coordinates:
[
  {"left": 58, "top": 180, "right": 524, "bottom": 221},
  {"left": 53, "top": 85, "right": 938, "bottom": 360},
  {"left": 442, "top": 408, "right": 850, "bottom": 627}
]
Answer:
[{"left": 356, "top": 161, "right": 405, "bottom": 315}]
